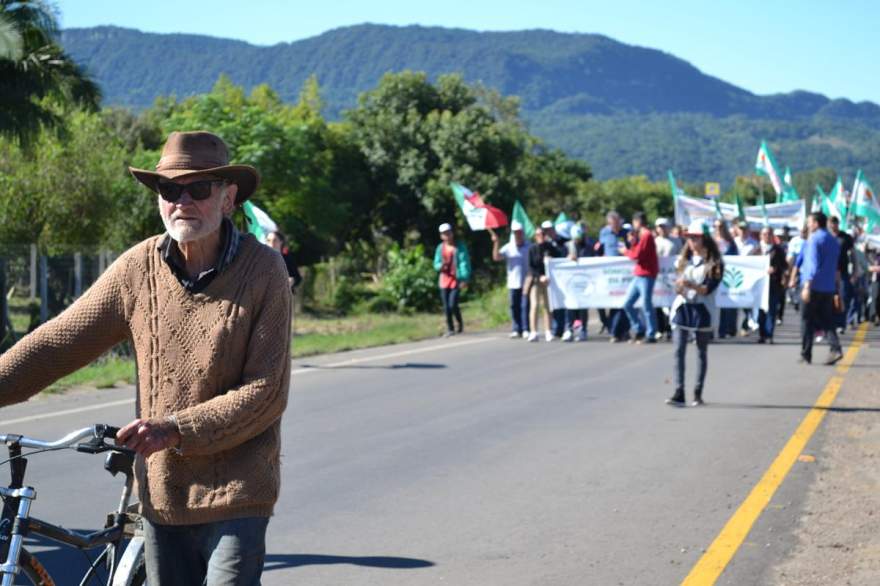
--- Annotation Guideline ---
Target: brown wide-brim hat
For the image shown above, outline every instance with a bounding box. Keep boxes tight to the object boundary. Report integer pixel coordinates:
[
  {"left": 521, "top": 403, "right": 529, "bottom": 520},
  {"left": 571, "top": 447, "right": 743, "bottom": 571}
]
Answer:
[{"left": 129, "top": 131, "right": 260, "bottom": 204}]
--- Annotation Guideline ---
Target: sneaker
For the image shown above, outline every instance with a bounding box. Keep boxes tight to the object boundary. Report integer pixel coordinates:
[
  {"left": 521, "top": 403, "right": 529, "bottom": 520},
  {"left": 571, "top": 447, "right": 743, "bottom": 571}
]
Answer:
[
  {"left": 443, "top": 331, "right": 455, "bottom": 338},
  {"left": 836, "top": 327, "right": 846, "bottom": 335},
  {"left": 825, "top": 350, "right": 843, "bottom": 365},
  {"left": 665, "top": 391, "right": 686, "bottom": 407},
  {"left": 509, "top": 331, "right": 521, "bottom": 339},
  {"left": 642, "top": 337, "right": 657, "bottom": 344},
  {"left": 690, "top": 397, "right": 705, "bottom": 407},
  {"left": 561, "top": 330, "right": 573, "bottom": 342},
  {"left": 609, "top": 336, "right": 622, "bottom": 343},
  {"left": 654, "top": 332, "right": 664, "bottom": 341},
  {"left": 527, "top": 332, "right": 539, "bottom": 342},
  {"left": 798, "top": 355, "right": 811, "bottom": 365},
  {"left": 522, "top": 331, "right": 531, "bottom": 339},
  {"left": 578, "top": 330, "right": 588, "bottom": 342},
  {"left": 815, "top": 334, "right": 824, "bottom": 343},
  {"left": 545, "top": 331, "right": 554, "bottom": 342},
  {"left": 757, "top": 337, "right": 766, "bottom": 344}
]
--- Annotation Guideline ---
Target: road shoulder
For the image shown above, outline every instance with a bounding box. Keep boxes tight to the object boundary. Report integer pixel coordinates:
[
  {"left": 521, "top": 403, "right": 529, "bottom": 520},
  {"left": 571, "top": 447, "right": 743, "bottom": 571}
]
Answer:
[{"left": 770, "top": 325, "right": 880, "bottom": 585}]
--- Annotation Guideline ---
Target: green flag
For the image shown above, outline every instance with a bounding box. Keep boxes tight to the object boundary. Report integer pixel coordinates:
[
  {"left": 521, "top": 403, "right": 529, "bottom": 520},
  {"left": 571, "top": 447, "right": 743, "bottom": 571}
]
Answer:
[
  {"left": 242, "top": 201, "right": 277, "bottom": 243},
  {"left": 755, "top": 140, "right": 784, "bottom": 196},
  {"left": 512, "top": 200, "right": 536, "bottom": 238},
  {"left": 822, "top": 177, "right": 848, "bottom": 229},
  {"left": 713, "top": 198, "right": 724, "bottom": 220},
  {"left": 852, "top": 170, "right": 880, "bottom": 229},
  {"left": 668, "top": 170, "right": 686, "bottom": 199},
  {"left": 735, "top": 194, "right": 746, "bottom": 221},
  {"left": 758, "top": 195, "right": 770, "bottom": 226},
  {"left": 813, "top": 184, "right": 826, "bottom": 213}
]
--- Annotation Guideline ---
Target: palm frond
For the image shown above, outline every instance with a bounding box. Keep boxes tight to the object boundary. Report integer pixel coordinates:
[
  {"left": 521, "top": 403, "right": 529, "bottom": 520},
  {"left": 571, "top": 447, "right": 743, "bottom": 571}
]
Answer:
[{"left": 0, "top": 13, "right": 22, "bottom": 60}]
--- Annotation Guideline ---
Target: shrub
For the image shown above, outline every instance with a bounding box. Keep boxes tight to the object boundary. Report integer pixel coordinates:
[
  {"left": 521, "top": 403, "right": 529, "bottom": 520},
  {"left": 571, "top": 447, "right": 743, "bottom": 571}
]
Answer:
[
  {"left": 332, "top": 276, "right": 373, "bottom": 314},
  {"left": 382, "top": 244, "right": 438, "bottom": 312}
]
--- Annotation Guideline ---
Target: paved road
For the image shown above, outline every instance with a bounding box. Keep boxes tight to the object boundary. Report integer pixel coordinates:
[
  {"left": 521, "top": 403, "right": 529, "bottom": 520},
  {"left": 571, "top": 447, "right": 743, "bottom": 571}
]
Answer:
[{"left": 0, "top": 313, "right": 870, "bottom": 585}]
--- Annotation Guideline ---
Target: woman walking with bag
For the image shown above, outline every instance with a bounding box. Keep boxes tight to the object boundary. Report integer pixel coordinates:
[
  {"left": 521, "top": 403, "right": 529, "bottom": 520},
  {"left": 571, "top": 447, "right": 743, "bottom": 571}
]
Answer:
[{"left": 667, "top": 220, "right": 725, "bottom": 407}]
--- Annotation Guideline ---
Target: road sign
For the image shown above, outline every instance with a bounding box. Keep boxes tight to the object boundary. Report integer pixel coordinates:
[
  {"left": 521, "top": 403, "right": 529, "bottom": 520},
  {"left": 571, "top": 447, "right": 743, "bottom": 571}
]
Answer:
[{"left": 705, "top": 182, "right": 721, "bottom": 198}]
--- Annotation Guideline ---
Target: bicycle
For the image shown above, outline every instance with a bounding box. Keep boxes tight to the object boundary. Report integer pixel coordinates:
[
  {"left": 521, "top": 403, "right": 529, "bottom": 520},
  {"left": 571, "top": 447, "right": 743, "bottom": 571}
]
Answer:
[{"left": 0, "top": 424, "right": 145, "bottom": 585}]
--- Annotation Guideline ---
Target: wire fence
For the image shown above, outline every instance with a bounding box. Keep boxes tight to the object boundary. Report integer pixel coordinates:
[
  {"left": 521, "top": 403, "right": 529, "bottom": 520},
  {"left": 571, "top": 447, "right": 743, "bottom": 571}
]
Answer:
[{"left": 1, "top": 245, "right": 119, "bottom": 348}]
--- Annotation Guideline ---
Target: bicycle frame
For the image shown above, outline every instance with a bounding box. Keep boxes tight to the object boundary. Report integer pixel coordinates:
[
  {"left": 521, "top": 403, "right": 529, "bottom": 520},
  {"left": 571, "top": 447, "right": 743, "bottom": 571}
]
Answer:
[{"left": 0, "top": 426, "right": 142, "bottom": 586}]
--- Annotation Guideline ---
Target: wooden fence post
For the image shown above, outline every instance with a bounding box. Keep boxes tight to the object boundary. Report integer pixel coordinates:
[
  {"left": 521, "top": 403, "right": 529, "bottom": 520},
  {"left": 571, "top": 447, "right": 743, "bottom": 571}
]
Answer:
[
  {"left": 29, "top": 244, "right": 37, "bottom": 301},
  {"left": 74, "top": 252, "right": 83, "bottom": 298},
  {"left": 39, "top": 255, "right": 48, "bottom": 323}
]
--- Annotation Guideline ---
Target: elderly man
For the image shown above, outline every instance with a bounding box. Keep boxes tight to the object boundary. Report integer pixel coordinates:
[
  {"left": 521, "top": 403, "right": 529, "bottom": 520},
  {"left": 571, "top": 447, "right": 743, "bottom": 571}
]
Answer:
[{"left": 0, "top": 131, "right": 291, "bottom": 585}]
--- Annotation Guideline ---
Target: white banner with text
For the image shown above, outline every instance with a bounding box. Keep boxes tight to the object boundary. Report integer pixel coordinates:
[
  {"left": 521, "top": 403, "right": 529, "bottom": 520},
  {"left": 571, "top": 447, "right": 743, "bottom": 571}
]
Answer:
[{"left": 546, "top": 256, "right": 769, "bottom": 310}]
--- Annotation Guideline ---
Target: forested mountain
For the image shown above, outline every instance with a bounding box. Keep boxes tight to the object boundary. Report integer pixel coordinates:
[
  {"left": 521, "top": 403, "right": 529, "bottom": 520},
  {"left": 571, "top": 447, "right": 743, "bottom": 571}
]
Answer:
[{"left": 60, "top": 24, "right": 880, "bottom": 183}]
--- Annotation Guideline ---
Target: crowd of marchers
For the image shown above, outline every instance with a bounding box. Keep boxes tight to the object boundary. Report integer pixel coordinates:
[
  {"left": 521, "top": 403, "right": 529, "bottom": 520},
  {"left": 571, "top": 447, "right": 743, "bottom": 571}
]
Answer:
[{"left": 432, "top": 210, "right": 880, "bottom": 406}]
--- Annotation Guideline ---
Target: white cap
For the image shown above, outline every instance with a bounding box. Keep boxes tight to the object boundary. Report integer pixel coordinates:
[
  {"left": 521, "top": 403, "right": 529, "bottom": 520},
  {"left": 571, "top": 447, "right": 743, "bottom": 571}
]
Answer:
[
  {"left": 623, "top": 222, "right": 633, "bottom": 230},
  {"left": 655, "top": 217, "right": 670, "bottom": 227},
  {"left": 540, "top": 220, "right": 554, "bottom": 229},
  {"left": 685, "top": 219, "right": 708, "bottom": 235},
  {"left": 511, "top": 220, "right": 523, "bottom": 231},
  {"left": 438, "top": 222, "right": 452, "bottom": 233},
  {"left": 570, "top": 224, "right": 584, "bottom": 240}
]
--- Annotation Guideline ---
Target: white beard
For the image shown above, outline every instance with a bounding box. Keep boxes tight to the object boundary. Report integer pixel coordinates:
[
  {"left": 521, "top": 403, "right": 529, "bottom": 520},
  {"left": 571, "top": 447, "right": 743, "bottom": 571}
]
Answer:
[{"left": 161, "top": 212, "right": 223, "bottom": 244}]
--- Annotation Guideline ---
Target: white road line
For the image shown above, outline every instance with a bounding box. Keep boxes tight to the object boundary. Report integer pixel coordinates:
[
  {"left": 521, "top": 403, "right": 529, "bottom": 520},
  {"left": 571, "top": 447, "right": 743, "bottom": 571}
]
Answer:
[
  {"left": 291, "top": 336, "right": 500, "bottom": 375},
  {"left": 0, "top": 398, "right": 136, "bottom": 427},
  {"left": 0, "top": 336, "right": 502, "bottom": 426}
]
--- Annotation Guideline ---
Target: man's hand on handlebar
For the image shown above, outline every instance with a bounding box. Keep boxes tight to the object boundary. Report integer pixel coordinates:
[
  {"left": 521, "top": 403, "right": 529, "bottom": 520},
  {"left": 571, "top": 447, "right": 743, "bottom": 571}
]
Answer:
[{"left": 116, "top": 417, "right": 181, "bottom": 457}]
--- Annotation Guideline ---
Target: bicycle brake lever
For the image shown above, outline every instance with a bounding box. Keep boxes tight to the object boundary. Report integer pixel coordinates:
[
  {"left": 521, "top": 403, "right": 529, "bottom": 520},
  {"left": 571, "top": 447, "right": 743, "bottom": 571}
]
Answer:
[{"left": 74, "top": 437, "right": 111, "bottom": 454}]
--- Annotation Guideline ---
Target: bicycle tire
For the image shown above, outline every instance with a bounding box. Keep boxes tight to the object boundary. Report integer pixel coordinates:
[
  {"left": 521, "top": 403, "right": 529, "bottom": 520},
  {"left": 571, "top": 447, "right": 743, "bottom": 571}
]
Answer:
[{"left": 14, "top": 548, "right": 55, "bottom": 585}]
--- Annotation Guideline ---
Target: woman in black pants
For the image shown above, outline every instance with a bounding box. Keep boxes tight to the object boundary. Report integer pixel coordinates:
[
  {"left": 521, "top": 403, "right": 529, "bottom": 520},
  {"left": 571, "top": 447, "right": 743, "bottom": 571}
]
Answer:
[{"left": 667, "top": 220, "right": 725, "bottom": 407}]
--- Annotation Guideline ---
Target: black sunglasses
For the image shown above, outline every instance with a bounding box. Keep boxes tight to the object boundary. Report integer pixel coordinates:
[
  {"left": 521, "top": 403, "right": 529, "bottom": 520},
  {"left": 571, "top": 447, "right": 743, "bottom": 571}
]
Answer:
[{"left": 156, "top": 180, "right": 224, "bottom": 203}]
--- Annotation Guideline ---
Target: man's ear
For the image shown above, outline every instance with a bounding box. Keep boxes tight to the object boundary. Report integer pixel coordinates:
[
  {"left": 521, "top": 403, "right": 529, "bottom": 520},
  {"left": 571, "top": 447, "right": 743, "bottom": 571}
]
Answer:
[{"left": 222, "top": 183, "right": 238, "bottom": 215}]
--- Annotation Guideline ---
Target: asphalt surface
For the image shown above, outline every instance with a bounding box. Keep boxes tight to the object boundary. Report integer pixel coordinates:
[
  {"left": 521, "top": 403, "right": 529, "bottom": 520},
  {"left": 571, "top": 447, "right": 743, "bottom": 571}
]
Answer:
[{"left": 0, "top": 310, "right": 870, "bottom": 585}]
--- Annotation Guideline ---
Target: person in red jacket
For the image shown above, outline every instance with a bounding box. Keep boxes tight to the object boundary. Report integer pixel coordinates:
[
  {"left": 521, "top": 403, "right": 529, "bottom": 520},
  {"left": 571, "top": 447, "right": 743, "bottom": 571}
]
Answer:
[{"left": 618, "top": 211, "right": 659, "bottom": 343}]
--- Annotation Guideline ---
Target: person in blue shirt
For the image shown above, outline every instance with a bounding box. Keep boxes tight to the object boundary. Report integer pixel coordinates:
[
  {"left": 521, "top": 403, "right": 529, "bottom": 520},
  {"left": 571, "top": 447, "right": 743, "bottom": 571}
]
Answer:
[
  {"left": 597, "top": 211, "right": 631, "bottom": 341},
  {"left": 799, "top": 212, "right": 843, "bottom": 365}
]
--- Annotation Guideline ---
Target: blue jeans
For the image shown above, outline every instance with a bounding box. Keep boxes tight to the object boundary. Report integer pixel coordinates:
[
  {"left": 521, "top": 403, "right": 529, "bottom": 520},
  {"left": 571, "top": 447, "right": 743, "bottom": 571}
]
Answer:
[
  {"left": 144, "top": 516, "right": 269, "bottom": 586},
  {"left": 509, "top": 288, "right": 529, "bottom": 334},
  {"left": 622, "top": 276, "right": 657, "bottom": 338},
  {"left": 440, "top": 287, "right": 462, "bottom": 333},
  {"left": 759, "top": 288, "right": 782, "bottom": 340}
]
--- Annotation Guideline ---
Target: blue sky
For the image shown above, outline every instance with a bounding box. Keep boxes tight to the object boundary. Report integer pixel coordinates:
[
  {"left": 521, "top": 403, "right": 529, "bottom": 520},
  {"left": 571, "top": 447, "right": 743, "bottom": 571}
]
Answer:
[{"left": 56, "top": 0, "right": 879, "bottom": 104}]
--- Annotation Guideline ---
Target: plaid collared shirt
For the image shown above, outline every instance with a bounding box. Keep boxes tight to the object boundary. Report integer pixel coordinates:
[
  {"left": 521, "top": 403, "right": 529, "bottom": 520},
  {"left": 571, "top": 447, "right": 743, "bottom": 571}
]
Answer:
[{"left": 157, "top": 217, "right": 241, "bottom": 293}]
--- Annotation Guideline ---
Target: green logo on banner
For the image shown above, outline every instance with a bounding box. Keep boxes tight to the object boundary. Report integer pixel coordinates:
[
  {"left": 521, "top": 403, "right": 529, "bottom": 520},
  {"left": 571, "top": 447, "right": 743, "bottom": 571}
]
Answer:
[{"left": 723, "top": 267, "right": 744, "bottom": 289}]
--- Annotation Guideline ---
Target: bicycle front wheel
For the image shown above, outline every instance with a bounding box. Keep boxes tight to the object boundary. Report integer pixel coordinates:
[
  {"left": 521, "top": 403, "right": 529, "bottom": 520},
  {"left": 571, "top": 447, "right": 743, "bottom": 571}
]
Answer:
[{"left": 13, "top": 548, "right": 54, "bottom": 585}]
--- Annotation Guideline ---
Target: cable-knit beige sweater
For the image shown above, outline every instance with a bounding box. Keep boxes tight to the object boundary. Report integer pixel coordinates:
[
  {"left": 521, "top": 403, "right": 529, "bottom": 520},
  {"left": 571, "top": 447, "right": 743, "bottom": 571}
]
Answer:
[{"left": 0, "top": 234, "right": 292, "bottom": 525}]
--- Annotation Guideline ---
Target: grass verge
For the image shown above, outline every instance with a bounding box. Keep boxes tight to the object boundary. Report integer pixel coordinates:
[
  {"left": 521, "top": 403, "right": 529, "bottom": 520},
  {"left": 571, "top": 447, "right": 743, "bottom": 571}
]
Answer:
[
  {"left": 292, "top": 286, "right": 510, "bottom": 357},
  {"left": 45, "top": 356, "right": 135, "bottom": 393},
  {"left": 16, "top": 288, "right": 510, "bottom": 392}
]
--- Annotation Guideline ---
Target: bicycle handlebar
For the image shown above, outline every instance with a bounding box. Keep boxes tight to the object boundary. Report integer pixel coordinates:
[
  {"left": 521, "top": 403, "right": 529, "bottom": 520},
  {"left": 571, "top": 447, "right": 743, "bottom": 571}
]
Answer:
[{"left": 0, "top": 424, "right": 120, "bottom": 451}]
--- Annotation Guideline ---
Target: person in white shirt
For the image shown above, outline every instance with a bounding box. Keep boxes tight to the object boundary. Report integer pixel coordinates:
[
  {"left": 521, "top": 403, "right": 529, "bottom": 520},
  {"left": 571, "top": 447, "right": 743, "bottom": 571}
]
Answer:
[
  {"left": 733, "top": 221, "right": 759, "bottom": 256},
  {"left": 654, "top": 217, "right": 683, "bottom": 258},
  {"left": 490, "top": 221, "right": 531, "bottom": 338},
  {"left": 786, "top": 225, "right": 808, "bottom": 312}
]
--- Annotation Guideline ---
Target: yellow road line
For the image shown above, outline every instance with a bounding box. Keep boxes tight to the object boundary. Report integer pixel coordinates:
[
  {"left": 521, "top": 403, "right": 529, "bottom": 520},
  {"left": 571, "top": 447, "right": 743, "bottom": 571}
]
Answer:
[{"left": 681, "top": 322, "right": 869, "bottom": 585}]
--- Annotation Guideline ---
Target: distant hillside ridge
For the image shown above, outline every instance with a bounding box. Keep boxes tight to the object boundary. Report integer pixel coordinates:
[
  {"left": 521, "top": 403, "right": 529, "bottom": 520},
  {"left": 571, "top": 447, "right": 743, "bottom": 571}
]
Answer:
[{"left": 60, "top": 24, "right": 880, "bottom": 182}]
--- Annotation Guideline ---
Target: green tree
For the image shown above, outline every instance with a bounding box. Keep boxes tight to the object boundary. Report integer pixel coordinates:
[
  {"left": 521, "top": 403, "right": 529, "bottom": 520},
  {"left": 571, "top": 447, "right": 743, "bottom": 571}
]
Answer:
[
  {"left": 576, "top": 176, "right": 674, "bottom": 229},
  {"left": 0, "top": 107, "right": 131, "bottom": 252},
  {"left": 348, "top": 72, "right": 537, "bottom": 245},
  {"left": 0, "top": 0, "right": 100, "bottom": 148},
  {"left": 137, "top": 75, "right": 358, "bottom": 263}
]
